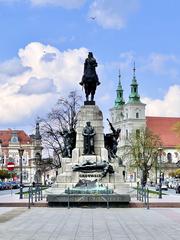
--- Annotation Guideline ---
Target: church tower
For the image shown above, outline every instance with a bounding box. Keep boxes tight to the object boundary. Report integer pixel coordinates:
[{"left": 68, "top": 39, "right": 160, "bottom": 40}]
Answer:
[
  {"left": 110, "top": 64, "right": 146, "bottom": 160},
  {"left": 120, "top": 63, "right": 146, "bottom": 146},
  {"left": 33, "top": 121, "right": 43, "bottom": 160},
  {"left": 110, "top": 70, "right": 125, "bottom": 130}
]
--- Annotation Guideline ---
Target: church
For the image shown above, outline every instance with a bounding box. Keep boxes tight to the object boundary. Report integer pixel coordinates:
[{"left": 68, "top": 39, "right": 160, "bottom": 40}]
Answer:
[{"left": 110, "top": 66, "right": 180, "bottom": 181}]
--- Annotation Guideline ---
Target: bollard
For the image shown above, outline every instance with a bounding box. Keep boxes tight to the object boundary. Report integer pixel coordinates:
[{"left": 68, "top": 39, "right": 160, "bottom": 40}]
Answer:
[
  {"left": 106, "top": 186, "right": 109, "bottom": 209},
  {"left": 141, "top": 186, "right": 144, "bottom": 202},
  {"left": 28, "top": 186, "right": 31, "bottom": 209},
  {"left": 35, "top": 186, "right": 37, "bottom": 202},
  {"left": 31, "top": 187, "right": 34, "bottom": 205},
  {"left": 137, "top": 182, "right": 139, "bottom": 200},
  {"left": 144, "top": 187, "right": 147, "bottom": 205},
  {"left": 67, "top": 187, "right": 70, "bottom": 209},
  {"left": 38, "top": 185, "right": 41, "bottom": 201},
  {"left": 147, "top": 187, "right": 150, "bottom": 209},
  {"left": 40, "top": 186, "right": 43, "bottom": 200}
]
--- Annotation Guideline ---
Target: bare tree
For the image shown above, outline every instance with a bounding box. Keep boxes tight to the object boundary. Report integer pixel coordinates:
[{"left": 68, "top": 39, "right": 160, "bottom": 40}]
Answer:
[
  {"left": 39, "top": 91, "right": 82, "bottom": 168},
  {"left": 124, "top": 128, "right": 162, "bottom": 186}
]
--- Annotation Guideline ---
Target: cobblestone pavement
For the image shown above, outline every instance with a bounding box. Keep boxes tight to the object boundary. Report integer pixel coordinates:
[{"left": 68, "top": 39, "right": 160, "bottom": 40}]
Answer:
[{"left": 0, "top": 207, "right": 180, "bottom": 240}]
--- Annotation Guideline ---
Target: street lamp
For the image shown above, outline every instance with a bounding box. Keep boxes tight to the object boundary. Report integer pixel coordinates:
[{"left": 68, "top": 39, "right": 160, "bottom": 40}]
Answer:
[
  {"left": 18, "top": 147, "right": 24, "bottom": 199},
  {"left": 158, "top": 147, "right": 163, "bottom": 199}
]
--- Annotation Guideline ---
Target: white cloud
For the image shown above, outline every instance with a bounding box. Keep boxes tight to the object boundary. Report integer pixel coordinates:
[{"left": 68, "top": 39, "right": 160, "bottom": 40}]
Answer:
[
  {"left": 143, "top": 85, "right": 180, "bottom": 117},
  {"left": 140, "top": 53, "right": 180, "bottom": 79},
  {"left": 18, "top": 42, "right": 88, "bottom": 92},
  {"left": 30, "top": 0, "right": 85, "bottom": 8},
  {"left": 0, "top": 42, "right": 88, "bottom": 124},
  {"left": 0, "top": 57, "right": 29, "bottom": 77},
  {"left": 0, "top": 92, "right": 53, "bottom": 123},
  {"left": 88, "top": 0, "right": 139, "bottom": 29}
]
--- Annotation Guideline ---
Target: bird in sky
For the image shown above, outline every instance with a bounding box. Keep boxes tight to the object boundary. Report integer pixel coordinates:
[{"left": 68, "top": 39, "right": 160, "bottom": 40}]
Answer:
[{"left": 90, "top": 17, "right": 96, "bottom": 20}]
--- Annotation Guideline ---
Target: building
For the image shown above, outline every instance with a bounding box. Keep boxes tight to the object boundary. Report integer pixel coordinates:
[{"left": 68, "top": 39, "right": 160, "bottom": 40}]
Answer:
[
  {"left": 110, "top": 67, "right": 180, "bottom": 180},
  {"left": 0, "top": 122, "right": 43, "bottom": 183}
]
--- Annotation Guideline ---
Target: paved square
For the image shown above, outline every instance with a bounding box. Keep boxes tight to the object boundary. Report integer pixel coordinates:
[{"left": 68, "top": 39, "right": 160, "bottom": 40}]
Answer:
[{"left": 0, "top": 207, "right": 180, "bottom": 240}]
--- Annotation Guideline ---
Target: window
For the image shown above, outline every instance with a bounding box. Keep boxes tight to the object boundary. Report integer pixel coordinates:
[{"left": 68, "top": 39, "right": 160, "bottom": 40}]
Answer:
[
  {"left": 22, "top": 171, "right": 29, "bottom": 181},
  {"left": 136, "top": 112, "right": 139, "bottom": 118}
]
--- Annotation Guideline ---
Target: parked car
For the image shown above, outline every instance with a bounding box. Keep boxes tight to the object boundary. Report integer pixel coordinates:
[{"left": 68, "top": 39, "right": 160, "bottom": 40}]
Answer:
[
  {"left": 4, "top": 182, "right": 12, "bottom": 189},
  {"left": 0, "top": 182, "right": 9, "bottom": 190},
  {"left": 9, "top": 181, "right": 20, "bottom": 189},
  {"left": 0, "top": 181, "right": 20, "bottom": 190},
  {"left": 175, "top": 183, "right": 180, "bottom": 194},
  {"left": 6, "top": 181, "right": 19, "bottom": 189},
  {"left": 155, "top": 183, "right": 168, "bottom": 191},
  {"left": 0, "top": 182, "right": 5, "bottom": 190},
  {"left": 169, "top": 179, "right": 180, "bottom": 189}
]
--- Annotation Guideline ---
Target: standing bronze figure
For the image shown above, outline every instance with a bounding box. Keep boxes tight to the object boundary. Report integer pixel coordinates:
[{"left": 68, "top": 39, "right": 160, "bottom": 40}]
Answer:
[
  {"left": 104, "top": 119, "right": 121, "bottom": 159},
  {"left": 60, "top": 128, "right": 76, "bottom": 158},
  {"left": 82, "top": 122, "right": 96, "bottom": 154},
  {"left": 80, "top": 52, "right": 100, "bottom": 101}
]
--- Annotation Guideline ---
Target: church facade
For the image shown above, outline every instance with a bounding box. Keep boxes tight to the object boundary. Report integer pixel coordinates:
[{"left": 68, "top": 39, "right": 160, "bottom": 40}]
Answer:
[{"left": 110, "top": 67, "right": 180, "bottom": 181}]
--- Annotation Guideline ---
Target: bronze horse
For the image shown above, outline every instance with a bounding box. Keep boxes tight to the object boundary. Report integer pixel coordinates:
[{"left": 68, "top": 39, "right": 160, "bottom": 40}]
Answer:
[{"left": 80, "top": 52, "right": 100, "bottom": 101}]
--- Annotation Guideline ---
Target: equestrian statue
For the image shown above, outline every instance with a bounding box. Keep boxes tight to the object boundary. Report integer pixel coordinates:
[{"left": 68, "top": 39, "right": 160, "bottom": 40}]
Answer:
[{"left": 79, "top": 52, "right": 100, "bottom": 102}]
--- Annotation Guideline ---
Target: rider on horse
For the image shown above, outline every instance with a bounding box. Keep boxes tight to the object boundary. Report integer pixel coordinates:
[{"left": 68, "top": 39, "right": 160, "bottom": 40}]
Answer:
[{"left": 79, "top": 52, "right": 100, "bottom": 101}]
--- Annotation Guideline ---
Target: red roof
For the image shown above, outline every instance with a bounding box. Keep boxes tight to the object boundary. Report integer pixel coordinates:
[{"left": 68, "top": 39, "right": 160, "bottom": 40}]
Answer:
[
  {"left": 0, "top": 129, "right": 31, "bottom": 147},
  {"left": 146, "top": 116, "right": 180, "bottom": 148}
]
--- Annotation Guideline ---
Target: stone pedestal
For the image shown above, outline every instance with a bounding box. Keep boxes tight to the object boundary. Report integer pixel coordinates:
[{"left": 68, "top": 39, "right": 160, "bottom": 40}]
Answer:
[{"left": 76, "top": 104, "right": 105, "bottom": 157}]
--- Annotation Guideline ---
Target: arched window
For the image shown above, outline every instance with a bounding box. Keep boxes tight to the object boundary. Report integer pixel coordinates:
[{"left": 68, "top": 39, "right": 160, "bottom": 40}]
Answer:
[{"left": 136, "top": 112, "right": 139, "bottom": 118}]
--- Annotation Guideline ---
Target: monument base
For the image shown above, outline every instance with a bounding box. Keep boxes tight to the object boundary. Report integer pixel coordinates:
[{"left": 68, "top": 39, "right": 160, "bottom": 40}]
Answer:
[{"left": 47, "top": 193, "right": 131, "bottom": 207}]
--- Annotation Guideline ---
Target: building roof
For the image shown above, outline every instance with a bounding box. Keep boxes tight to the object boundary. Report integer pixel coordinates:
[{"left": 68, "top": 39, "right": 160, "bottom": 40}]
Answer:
[
  {"left": 146, "top": 116, "right": 180, "bottom": 148},
  {"left": 0, "top": 129, "right": 32, "bottom": 147}
]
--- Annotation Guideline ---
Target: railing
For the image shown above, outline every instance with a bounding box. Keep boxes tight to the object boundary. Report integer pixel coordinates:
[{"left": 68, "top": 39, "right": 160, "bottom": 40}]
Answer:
[
  {"left": 137, "top": 182, "right": 150, "bottom": 209},
  {"left": 28, "top": 185, "right": 44, "bottom": 209}
]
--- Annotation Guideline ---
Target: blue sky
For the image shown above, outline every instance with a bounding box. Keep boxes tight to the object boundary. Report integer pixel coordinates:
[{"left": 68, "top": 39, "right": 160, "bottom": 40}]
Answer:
[{"left": 0, "top": 0, "right": 180, "bottom": 133}]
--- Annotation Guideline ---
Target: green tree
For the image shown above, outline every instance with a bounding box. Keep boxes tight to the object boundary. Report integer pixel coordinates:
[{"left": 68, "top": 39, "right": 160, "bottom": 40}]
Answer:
[
  {"left": 0, "top": 170, "right": 11, "bottom": 180},
  {"left": 125, "top": 128, "right": 162, "bottom": 186},
  {"left": 174, "top": 169, "right": 180, "bottom": 178}
]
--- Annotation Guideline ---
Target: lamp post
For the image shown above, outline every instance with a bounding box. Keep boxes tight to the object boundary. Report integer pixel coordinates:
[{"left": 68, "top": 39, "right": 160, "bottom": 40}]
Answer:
[
  {"left": 158, "top": 147, "right": 163, "bottom": 199},
  {"left": 18, "top": 147, "right": 24, "bottom": 199}
]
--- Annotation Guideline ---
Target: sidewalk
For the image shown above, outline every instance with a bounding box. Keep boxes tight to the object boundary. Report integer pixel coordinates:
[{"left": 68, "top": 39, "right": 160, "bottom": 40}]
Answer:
[
  {"left": 0, "top": 192, "right": 47, "bottom": 207},
  {"left": 1, "top": 207, "right": 180, "bottom": 239}
]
